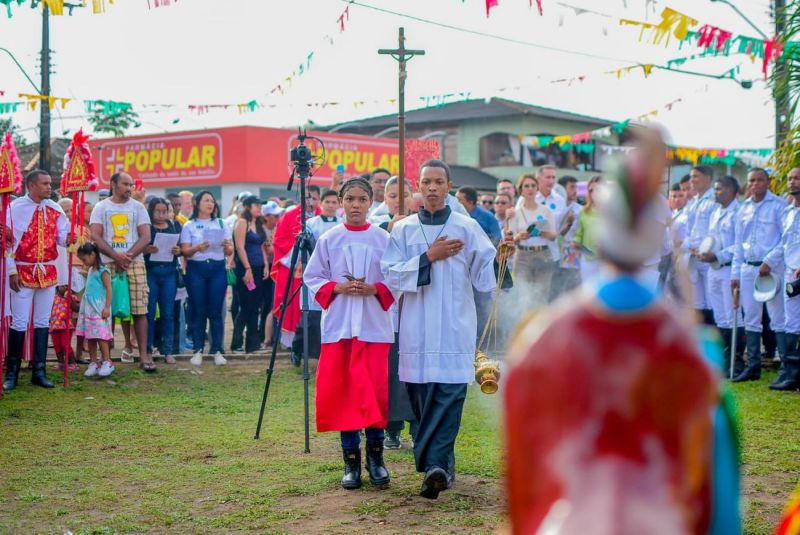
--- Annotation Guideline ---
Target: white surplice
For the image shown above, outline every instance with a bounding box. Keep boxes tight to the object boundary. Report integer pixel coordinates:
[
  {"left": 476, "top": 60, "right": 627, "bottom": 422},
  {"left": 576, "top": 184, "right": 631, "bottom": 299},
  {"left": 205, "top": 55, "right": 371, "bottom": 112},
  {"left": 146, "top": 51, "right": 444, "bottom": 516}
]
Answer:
[
  {"left": 381, "top": 209, "right": 497, "bottom": 384},
  {"left": 303, "top": 224, "right": 395, "bottom": 344}
]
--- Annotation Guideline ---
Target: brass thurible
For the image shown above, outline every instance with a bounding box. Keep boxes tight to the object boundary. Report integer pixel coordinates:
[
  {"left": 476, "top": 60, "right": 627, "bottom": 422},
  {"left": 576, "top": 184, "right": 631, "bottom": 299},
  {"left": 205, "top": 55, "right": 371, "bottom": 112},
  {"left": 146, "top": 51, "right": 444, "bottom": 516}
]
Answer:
[{"left": 474, "top": 350, "right": 501, "bottom": 395}]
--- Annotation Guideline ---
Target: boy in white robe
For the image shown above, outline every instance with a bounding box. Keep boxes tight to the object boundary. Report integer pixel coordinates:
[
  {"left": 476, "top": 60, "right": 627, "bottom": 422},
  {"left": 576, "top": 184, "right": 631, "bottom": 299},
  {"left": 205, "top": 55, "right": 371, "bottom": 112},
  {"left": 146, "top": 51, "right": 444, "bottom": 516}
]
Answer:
[{"left": 381, "top": 159, "right": 513, "bottom": 499}]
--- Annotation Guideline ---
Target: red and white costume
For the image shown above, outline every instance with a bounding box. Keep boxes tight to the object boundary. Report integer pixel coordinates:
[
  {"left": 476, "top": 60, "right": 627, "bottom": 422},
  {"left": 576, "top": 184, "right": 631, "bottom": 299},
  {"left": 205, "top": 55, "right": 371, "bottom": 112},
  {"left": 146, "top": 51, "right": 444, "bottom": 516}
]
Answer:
[
  {"left": 270, "top": 204, "right": 321, "bottom": 348},
  {"left": 7, "top": 195, "right": 69, "bottom": 330},
  {"left": 303, "top": 223, "right": 395, "bottom": 432}
]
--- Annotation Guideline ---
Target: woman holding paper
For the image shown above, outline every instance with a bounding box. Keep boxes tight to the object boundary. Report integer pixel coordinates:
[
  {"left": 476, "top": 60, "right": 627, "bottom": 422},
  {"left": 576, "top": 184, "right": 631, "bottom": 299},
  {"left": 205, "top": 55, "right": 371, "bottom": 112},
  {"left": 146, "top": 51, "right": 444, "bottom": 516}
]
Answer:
[
  {"left": 508, "top": 174, "right": 557, "bottom": 305},
  {"left": 180, "top": 191, "right": 234, "bottom": 366},
  {"left": 144, "top": 197, "right": 182, "bottom": 365}
]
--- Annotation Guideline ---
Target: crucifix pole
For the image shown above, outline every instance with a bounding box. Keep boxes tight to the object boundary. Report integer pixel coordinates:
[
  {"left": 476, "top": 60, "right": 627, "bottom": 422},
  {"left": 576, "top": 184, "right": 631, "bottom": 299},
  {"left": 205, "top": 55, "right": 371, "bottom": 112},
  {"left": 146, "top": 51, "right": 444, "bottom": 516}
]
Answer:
[{"left": 379, "top": 27, "right": 425, "bottom": 216}]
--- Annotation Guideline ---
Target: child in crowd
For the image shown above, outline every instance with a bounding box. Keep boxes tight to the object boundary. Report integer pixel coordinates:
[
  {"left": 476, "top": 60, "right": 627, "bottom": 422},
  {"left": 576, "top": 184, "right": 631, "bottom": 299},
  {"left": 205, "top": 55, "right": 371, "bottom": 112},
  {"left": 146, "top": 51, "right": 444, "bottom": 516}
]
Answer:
[
  {"left": 50, "top": 285, "right": 78, "bottom": 372},
  {"left": 76, "top": 243, "right": 115, "bottom": 378}
]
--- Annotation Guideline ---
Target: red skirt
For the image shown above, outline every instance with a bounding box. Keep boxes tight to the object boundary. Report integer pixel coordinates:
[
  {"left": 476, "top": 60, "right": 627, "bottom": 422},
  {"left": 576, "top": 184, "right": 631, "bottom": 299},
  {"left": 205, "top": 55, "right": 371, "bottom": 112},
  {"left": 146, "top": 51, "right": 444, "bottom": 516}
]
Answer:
[
  {"left": 272, "top": 263, "right": 301, "bottom": 343},
  {"left": 315, "top": 337, "right": 390, "bottom": 432}
]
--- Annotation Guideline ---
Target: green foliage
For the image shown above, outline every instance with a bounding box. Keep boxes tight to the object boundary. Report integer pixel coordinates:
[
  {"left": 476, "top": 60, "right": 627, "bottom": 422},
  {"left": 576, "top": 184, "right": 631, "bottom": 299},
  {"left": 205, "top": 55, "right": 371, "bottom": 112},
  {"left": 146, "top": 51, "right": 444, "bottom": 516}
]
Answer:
[
  {"left": 0, "top": 117, "right": 28, "bottom": 146},
  {"left": 769, "top": 5, "right": 800, "bottom": 181},
  {"left": 87, "top": 105, "right": 141, "bottom": 137}
]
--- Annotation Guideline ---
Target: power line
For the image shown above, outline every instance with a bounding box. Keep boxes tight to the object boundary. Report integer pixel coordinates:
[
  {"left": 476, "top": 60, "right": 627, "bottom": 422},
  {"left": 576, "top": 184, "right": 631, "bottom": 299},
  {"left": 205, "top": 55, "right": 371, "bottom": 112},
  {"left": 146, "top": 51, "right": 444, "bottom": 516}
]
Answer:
[
  {"left": 342, "top": 0, "right": 753, "bottom": 85},
  {"left": 341, "top": 0, "right": 641, "bottom": 64}
]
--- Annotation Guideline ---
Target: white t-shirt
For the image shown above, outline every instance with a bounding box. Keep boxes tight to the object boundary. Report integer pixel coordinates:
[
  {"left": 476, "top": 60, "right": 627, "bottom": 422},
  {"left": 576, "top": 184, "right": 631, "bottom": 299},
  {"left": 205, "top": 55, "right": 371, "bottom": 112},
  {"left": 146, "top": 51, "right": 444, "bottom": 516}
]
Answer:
[
  {"left": 90, "top": 198, "right": 151, "bottom": 263},
  {"left": 180, "top": 218, "right": 233, "bottom": 262}
]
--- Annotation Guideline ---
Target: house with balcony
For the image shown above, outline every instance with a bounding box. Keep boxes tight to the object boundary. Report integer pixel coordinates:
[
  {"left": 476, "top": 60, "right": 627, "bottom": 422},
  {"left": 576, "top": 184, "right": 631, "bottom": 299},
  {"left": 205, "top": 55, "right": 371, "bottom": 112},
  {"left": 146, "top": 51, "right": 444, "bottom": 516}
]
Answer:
[{"left": 322, "top": 97, "right": 622, "bottom": 191}]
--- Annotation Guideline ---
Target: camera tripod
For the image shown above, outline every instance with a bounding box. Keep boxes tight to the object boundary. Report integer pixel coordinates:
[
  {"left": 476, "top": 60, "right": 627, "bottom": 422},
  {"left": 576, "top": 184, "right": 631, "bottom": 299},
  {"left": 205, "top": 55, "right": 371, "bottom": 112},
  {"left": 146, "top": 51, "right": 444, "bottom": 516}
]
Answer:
[{"left": 254, "top": 130, "right": 321, "bottom": 453}]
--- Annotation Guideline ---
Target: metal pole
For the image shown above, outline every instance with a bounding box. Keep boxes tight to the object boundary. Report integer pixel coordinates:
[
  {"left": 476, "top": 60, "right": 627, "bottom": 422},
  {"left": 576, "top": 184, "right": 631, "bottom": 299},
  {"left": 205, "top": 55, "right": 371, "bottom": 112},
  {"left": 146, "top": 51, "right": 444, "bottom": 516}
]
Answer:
[
  {"left": 398, "top": 27, "right": 406, "bottom": 216},
  {"left": 40, "top": 5, "right": 51, "bottom": 174}
]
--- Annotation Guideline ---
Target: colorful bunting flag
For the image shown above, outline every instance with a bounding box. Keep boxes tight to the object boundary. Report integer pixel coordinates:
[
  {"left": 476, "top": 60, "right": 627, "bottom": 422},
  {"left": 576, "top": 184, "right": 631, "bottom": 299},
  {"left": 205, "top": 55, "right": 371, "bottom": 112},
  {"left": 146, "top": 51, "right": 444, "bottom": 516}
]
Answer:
[
  {"left": 1, "top": 0, "right": 25, "bottom": 17},
  {"left": 619, "top": 7, "right": 698, "bottom": 47},
  {"left": 486, "top": 0, "right": 499, "bottom": 17},
  {"left": 84, "top": 99, "right": 132, "bottom": 115},
  {"left": 337, "top": 5, "right": 349, "bottom": 31}
]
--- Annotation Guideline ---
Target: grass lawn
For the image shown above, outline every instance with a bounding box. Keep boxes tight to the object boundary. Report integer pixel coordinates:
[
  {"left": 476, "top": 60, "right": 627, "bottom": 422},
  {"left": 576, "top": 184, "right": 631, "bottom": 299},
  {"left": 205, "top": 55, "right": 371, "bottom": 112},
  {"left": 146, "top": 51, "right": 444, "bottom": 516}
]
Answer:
[{"left": 0, "top": 357, "right": 797, "bottom": 534}]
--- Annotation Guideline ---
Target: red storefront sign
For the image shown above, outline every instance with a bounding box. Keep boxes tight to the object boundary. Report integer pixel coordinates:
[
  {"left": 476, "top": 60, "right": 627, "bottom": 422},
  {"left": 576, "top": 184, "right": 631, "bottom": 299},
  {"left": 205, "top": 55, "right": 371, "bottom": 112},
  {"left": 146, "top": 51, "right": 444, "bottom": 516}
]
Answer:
[{"left": 89, "top": 127, "right": 402, "bottom": 187}]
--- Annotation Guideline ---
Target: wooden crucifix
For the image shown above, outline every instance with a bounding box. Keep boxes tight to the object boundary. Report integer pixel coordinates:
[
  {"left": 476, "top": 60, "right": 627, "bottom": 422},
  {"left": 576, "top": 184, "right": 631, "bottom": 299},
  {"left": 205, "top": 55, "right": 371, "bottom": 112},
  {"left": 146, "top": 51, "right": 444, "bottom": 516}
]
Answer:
[{"left": 378, "top": 27, "right": 425, "bottom": 215}]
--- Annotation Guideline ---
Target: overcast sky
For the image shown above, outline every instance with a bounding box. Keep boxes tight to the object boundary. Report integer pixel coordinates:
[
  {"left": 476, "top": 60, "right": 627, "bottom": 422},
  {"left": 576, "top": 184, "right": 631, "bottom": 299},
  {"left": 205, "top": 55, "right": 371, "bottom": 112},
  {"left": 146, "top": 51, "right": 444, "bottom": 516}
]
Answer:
[{"left": 0, "top": 0, "right": 777, "bottom": 148}]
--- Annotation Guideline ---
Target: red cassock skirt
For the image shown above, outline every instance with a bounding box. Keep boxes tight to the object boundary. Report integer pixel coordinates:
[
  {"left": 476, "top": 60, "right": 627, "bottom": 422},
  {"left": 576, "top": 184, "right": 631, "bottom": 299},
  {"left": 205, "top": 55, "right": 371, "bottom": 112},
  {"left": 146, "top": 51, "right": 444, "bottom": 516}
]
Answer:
[{"left": 315, "top": 337, "right": 390, "bottom": 432}]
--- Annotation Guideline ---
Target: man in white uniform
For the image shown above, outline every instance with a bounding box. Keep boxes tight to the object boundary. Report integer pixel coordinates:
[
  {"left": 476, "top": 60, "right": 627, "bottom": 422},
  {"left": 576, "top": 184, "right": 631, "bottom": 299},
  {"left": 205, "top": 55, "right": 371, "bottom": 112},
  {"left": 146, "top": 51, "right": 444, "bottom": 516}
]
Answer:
[
  {"left": 767, "top": 167, "right": 800, "bottom": 391},
  {"left": 382, "top": 159, "right": 512, "bottom": 499},
  {"left": 684, "top": 166, "right": 719, "bottom": 325},
  {"left": 699, "top": 175, "right": 742, "bottom": 374},
  {"left": 731, "top": 168, "right": 786, "bottom": 382}
]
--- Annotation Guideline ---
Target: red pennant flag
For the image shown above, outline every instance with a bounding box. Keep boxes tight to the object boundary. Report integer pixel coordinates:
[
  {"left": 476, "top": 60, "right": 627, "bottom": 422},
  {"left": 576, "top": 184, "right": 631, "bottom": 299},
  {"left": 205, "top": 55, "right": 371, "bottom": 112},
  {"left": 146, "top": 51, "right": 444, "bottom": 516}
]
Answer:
[{"left": 486, "top": 0, "right": 498, "bottom": 17}]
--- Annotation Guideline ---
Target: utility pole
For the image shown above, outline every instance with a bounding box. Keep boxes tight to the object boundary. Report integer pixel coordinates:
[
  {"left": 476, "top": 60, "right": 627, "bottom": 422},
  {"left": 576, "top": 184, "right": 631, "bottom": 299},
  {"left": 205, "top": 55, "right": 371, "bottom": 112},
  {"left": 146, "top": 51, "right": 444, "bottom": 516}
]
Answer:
[
  {"left": 378, "top": 28, "right": 425, "bottom": 216},
  {"left": 39, "top": 4, "right": 51, "bottom": 174}
]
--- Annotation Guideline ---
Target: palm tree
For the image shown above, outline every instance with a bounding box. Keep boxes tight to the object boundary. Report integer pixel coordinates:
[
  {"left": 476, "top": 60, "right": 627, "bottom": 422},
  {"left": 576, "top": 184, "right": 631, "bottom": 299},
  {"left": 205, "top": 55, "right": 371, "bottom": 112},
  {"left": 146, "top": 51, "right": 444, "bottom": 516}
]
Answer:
[{"left": 770, "top": 6, "right": 800, "bottom": 180}]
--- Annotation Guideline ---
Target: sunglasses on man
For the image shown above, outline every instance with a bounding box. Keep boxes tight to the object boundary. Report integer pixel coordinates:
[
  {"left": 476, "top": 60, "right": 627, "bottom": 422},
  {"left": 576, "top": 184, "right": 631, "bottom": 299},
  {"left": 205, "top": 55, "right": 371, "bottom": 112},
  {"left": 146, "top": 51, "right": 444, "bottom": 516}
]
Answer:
[{"left": 481, "top": 200, "right": 494, "bottom": 206}]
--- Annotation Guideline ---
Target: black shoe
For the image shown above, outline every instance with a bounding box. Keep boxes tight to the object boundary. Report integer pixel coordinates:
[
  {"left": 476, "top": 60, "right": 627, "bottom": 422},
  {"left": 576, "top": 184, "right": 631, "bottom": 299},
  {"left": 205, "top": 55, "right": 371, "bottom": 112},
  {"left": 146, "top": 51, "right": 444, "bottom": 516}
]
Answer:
[
  {"left": 341, "top": 448, "right": 362, "bottom": 490},
  {"left": 734, "top": 331, "right": 762, "bottom": 382},
  {"left": 770, "top": 355, "right": 800, "bottom": 391},
  {"left": 365, "top": 443, "right": 390, "bottom": 487},
  {"left": 290, "top": 353, "right": 301, "bottom": 367},
  {"left": 31, "top": 328, "right": 55, "bottom": 389},
  {"left": 420, "top": 467, "right": 448, "bottom": 499},
  {"left": 2, "top": 329, "right": 25, "bottom": 391},
  {"left": 383, "top": 432, "right": 402, "bottom": 450}
]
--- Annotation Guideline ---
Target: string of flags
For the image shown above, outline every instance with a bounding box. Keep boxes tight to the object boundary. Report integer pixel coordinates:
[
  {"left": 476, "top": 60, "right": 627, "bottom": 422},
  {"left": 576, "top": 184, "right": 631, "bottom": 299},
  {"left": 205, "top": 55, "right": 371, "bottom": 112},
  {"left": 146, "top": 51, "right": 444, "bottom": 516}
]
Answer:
[
  {"left": 620, "top": 6, "right": 784, "bottom": 77},
  {"left": 485, "top": 0, "right": 543, "bottom": 18},
  {"left": 3, "top": 0, "right": 182, "bottom": 17}
]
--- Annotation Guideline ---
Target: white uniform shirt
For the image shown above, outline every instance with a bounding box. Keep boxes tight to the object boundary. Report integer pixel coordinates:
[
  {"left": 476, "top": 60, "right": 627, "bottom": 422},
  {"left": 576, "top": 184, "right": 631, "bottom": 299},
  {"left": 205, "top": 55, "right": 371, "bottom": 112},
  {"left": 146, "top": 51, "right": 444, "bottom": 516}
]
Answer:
[
  {"left": 708, "top": 199, "right": 739, "bottom": 267},
  {"left": 732, "top": 191, "right": 785, "bottom": 280},
  {"left": 773, "top": 203, "right": 800, "bottom": 272},
  {"left": 671, "top": 207, "right": 689, "bottom": 249},
  {"left": 304, "top": 224, "right": 394, "bottom": 344},
  {"left": 684, "top": 188, "right": 718, "bottom": 252},
  {"left": 381, "top": 208, "right": 497, "bottom": 384}
]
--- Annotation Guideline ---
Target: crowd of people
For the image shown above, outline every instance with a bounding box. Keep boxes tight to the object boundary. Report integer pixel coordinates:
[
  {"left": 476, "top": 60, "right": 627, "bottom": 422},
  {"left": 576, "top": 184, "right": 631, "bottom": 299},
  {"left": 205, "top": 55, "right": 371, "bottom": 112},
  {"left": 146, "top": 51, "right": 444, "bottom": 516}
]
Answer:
[{"left": 2, "top": 157, "right": 799, "bottom": 499}]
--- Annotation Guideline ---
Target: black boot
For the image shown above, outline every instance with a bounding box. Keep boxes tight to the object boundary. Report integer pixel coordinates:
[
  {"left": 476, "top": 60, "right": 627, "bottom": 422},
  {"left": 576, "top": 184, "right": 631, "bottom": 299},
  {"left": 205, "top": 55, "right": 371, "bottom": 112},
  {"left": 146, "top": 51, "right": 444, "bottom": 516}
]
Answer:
[
  {"left": 341, "top": 448, "right": 362, "bottom": 490},
  {"left": 733, "top": 331, "right": 762, "bottom": 382},
  {"left": 734, "top": 327, "right": 746, "bottom": 376},
  {"left": 719, "top": 328, "right": 733, "bottom": 376},
  {"left": 419, "top": 466, "right": 448, "bottom": 499},
  {"left": 770, "top": 355, "right": 800, "bottom": 391},
  {"left": 771, "top": 333, "right": 799, "bottom": 390},
  {"left": 770, "top": 332, "right": 792, "bottom": 388},
  {"left": 31, "top": 327, "right": 54, "bottom": 388},
  {"left": 365, "top": 442, "right": 390, "bottom": 487},
  {"left": 2, "top": 329, "right": 25, "bottom": 391}
]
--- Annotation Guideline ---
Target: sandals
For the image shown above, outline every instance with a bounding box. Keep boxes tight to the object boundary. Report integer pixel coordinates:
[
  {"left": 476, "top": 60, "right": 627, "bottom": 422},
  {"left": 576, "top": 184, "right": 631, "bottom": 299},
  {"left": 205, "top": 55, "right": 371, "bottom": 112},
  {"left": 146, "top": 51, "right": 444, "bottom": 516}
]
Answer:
[
  {"left": 121, "top": 349, "right": 135, "bottom": 363},
  {"left": 139, "top": 356, "right": 157, "bottom": 373},
  {"left": 165, "top": 355, "right": 177, "bottom": 365}
]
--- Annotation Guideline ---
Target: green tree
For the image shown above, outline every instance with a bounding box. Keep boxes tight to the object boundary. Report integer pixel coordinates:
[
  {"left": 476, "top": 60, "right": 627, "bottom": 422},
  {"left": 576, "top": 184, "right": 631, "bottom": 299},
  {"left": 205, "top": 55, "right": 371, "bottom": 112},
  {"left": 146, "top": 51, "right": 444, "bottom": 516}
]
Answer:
[
  {"left": 770, "top": 6, "right": 800, "bottom": 183},
  {"left": 87, "top": 106, "right": 141, "bottom": 137},
  {"left": 0, "top": 117, "right": 28, "bottom": 147}
]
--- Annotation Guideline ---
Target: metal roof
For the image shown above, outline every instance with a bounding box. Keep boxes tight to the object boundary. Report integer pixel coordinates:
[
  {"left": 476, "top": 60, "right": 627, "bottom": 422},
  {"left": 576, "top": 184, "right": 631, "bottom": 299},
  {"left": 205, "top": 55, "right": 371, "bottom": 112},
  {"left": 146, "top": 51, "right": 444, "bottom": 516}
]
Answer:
[{"left": 323, "top": 97, "right": 614, "bottom": 131}]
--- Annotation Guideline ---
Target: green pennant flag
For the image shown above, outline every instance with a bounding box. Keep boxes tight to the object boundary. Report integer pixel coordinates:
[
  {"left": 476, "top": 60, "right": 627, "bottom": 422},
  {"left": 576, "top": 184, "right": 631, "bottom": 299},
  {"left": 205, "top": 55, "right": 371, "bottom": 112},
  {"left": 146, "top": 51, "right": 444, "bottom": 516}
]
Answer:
[
  {"left": 611, "top": 120, "right": 630, "bottom": 135},
  {"left": 1, "top": 0, "right": 25, "bottom": 18}
]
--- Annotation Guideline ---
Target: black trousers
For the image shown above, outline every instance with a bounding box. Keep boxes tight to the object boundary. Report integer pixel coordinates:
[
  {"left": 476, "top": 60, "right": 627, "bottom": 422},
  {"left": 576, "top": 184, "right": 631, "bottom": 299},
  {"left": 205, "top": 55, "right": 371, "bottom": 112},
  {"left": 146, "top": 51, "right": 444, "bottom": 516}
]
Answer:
[
  {"left": 405, "top": 382, "right": 467, "bottom": 474},
  {"left": 291, "top": 310, "right": 321, "bottom": 358},
  {"left": 231, "top": 264, "right": 265, "bottom": 352}
]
